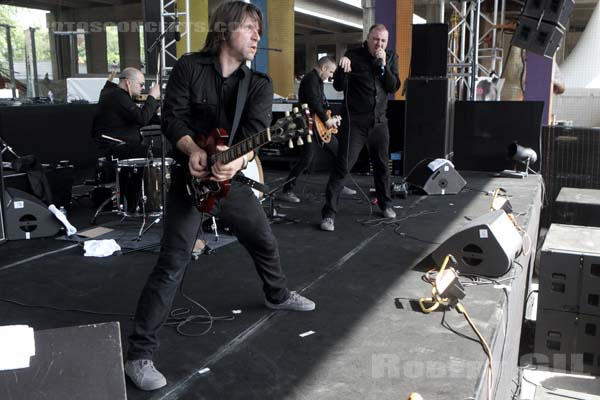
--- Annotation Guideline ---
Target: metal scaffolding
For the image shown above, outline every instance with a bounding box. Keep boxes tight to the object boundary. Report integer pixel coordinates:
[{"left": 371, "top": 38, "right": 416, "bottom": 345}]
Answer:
[
  {"left": 159, "top": 0, "right": 191, "bottom": 77},
  {"left": 443, "top": 0, "right": 507, "bottom": 100}
]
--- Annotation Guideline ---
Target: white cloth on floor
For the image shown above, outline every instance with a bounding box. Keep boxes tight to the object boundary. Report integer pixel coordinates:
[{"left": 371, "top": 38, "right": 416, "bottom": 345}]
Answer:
[{"left": 83, "top": 239, "right": 121, "bottom": 257}]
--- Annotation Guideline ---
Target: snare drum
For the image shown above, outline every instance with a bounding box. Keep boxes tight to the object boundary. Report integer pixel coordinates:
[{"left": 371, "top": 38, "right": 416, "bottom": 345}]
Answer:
[{"left": 116, "top": 158, "right": 174, "bottom": 216}]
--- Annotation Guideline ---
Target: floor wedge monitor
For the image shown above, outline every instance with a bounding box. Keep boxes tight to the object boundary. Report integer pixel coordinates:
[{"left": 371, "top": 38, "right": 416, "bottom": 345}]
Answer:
[
  {"left": 406, "top": 159, "right": 466, "bottom": 195},
  {"left": 432, "top": 210, "right": 523, "bottom": 278}
]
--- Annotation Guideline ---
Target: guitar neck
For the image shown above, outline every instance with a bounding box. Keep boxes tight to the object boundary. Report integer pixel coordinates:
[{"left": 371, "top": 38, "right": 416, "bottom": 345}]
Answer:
[{"left": 213, "top": 128, "right": 272, "bottom": 164}]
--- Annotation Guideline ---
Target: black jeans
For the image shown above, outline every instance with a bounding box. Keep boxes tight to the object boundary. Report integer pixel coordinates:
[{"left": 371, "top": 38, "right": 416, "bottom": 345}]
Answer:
[
  {"left": 127, "top": 167, "right": 290, "bottom": 361},
  {"left": 321, "top": 115, "right": 392, "bottom": 219},
  {"left": 283, "top": 136, "right": 339, "bottom": 193}
]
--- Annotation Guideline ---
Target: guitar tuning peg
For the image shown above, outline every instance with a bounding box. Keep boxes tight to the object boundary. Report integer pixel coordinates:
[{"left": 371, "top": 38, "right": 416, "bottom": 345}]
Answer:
[
  {"left": 297, "top": 136, "right": 304, "bottom": 146},
  {"left": 301, "top": 103, "right": 308, "bottom": 110},
  {"left": 284, "top": 111, "right": 290, "bottom": 117},
  {"left": 288, "top": 139, "right": 294, "bottom": 149},
  {"left": 306, "top": 134, "right": 312, "bottom": 143},
  {"left": 292, "top": 107, "right": 299, "bottom": 114}
]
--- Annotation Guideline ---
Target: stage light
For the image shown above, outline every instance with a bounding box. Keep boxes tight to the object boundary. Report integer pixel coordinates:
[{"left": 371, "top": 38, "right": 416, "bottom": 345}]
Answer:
[
  {"left": 501, "top": 142, "right": 538, "bottom": 178},
  {"left": 508, "top": 142, "right": 538, "bottom": 164}
]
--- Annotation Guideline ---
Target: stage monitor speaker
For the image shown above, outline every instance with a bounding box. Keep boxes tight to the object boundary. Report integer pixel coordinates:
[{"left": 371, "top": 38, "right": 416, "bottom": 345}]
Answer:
[
  {"left": 410, "top": 23, "right": 448, "bottom": 77},
  {"left": 404, "top": 78, "right": 453, "bottom": 176},
  {"left": 511, "top": 15, "right": 565, "bottom": 58},
  {"left": 523, "top": 0, "right": 575, "bottom": 30},
  {"left": 3, "top": 188, "right": 61, "bottom": 240},
  {"left": 432, "top": 210, "right": 523, "bottom": 278},
  {"left": 0, "top": 322, "right": 127, "bottom": 400},
  {"left": 406, "top": 159, "right": 466, "bottom": 195}
]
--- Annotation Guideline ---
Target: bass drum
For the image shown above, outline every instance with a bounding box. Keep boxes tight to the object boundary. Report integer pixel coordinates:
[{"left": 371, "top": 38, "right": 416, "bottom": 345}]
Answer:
[{"left": 244, "top": 156, "right": 264, "bottom": 199}]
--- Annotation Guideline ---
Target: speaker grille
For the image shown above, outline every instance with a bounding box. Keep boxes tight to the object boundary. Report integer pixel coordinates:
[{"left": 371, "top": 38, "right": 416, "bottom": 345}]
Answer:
[{"left": 542, "top": 126, "right": 600, "bottom": 227}]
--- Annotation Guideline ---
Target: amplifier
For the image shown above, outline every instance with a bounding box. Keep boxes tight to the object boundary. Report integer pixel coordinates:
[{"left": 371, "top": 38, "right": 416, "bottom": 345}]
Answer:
[{"left": 4, "top": 163, "right": 75, "bottom": 207}]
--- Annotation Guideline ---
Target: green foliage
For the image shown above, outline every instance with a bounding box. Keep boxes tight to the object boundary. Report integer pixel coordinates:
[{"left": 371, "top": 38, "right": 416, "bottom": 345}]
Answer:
[{"left": 0, "top": 4, "right": 52, "bottom": 75}]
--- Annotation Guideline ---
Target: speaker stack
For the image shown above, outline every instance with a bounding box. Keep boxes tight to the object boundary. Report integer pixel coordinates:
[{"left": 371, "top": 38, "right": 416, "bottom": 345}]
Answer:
[
  {"left": 511, "top": 0, "right": 575, "bottom": 57},
  {"left": 404, "top": 24, "right": 454, "bottom": 177}
]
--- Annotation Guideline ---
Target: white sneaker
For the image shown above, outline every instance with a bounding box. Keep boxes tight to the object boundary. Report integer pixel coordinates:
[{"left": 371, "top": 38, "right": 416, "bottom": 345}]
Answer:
[
  {"left": 265, "top": 291, "right": 316, "bottom": 311},
  {"left": 125, "top": 359, "right": 167, "bottom": 391},
  {"left": 320, "top": 217, "right": 335, "bottom": 232}
]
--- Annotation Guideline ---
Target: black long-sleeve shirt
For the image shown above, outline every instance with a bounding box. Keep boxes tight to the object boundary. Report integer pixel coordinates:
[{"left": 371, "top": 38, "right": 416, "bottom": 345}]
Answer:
[
  {"left": 333, "top": 43, "right": 400, "bottom": 119},
  {"left": 161, "top": 52, "right": 273, "bottom": 165},
  {"left": 298, "top": 69, "right": 329, "bottom": 123},
  {"left": 92, "top": 81, "right": 158, "bottom": 144}
]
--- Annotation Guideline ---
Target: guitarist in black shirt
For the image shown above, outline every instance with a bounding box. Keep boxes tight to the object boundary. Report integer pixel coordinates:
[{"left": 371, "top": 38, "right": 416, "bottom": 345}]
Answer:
[
  {"left": 124, "top": 1, "right": 315, "bottom": 392},
  {"left": 278, "top": 56, "right": 356, "bottom": 203}
]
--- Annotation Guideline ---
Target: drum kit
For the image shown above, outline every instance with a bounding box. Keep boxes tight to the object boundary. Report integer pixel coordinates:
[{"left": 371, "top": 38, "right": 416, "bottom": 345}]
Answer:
[
  {"left": 91, "top": 128, "right": 173, "bottom": 240},
  {"left": 90, "top": 127, "right": 269, "bottom": 240}
]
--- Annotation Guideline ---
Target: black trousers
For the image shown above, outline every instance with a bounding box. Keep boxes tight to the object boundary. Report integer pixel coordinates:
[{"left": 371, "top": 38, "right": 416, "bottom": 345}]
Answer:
[
  {"left": 321, "top": 115, "right": 392, "bottom": 219},
  {"left": 127, "top": 167, "right": 290, "bottom": 360},
  {"left": 283, "top": 136, "right": 339, "bottom": 193}
]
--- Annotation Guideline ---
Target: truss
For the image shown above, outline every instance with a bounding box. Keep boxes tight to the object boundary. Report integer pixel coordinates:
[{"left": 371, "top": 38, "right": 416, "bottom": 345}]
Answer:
[
  {"left": 159, "top": 0, "right": 191, "bottom": 77},
  {"left": 443, "top": 0, "right": 507, "bottom": 100}
]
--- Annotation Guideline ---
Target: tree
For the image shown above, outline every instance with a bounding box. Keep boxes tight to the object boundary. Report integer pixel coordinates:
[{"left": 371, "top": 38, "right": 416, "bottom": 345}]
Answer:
[{"left": 0, "top": 5, "right": 51, "bottom": 76}]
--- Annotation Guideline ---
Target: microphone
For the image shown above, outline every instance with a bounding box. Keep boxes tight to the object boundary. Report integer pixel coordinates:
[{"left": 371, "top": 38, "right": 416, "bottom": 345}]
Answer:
[{"left": 376, "top": 58, "right": 385, "bottom": 76}]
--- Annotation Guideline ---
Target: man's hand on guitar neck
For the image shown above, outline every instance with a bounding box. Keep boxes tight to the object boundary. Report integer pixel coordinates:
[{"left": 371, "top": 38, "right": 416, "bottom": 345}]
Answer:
[{"left": 210, "top": 146, "right": 254, "bottom": 182}]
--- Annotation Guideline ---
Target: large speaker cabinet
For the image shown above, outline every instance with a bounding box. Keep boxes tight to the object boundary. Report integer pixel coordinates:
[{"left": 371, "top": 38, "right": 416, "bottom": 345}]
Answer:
[
  {"left": 535, "top": 223, "right": 600, "bottom": 374},
  {"left": 410, "top": 23, "right": 448, "bottom": 78},
  {"left": 404, "top": 78, "right": 453, "bottom": 175}
]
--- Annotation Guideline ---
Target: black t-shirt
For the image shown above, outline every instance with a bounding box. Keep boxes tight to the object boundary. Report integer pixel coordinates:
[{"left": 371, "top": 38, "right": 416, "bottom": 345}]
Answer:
[
  {"left": 92, "top": 81, "right": 159, "bottom": 144},
  {"left": 333, "top": 44, "right": 400, "bottom": 119},
  {"left": 298, "top": 69, "right": 329, "bottom": 123}
]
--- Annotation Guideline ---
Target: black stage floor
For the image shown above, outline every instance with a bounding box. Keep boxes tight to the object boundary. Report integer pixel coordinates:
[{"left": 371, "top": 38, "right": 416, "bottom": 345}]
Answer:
[{"left": 0, "top": 169, "right": 542, "bottom": 400}]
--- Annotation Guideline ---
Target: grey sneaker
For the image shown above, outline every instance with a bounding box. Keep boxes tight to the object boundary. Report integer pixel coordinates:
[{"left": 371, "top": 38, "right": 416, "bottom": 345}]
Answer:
[
  {"left": 278, "top": 191, "right": 301, "bottom": 203},
  {"left": 320, "top": 217, "right": 335, "bottom": 232},
  {"left": 382, "top": 207, "right": 396, "bottom": 219},
  {"left": 265, "top": 291, "right": 316, "bottom": 311},
  {"left": 341, "top": 186, "right": 357, "bottom": 195},
  {"left": 125, "top": 359, "right": 167, "bottom": 391}
]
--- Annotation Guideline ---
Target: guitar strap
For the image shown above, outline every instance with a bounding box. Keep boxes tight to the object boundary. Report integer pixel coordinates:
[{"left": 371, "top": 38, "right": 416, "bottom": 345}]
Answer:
[{"left": 228, "top": 67, "right": 252, "bottom": 146}]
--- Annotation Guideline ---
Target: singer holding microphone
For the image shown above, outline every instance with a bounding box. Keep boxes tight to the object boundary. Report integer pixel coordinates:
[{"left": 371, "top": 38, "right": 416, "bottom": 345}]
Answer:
[
  {"left": 92, "top": 67, "right": 161, "bottom": 159},
  {"left": 320, "top": 24, "right": 400, "bottom": 232}
]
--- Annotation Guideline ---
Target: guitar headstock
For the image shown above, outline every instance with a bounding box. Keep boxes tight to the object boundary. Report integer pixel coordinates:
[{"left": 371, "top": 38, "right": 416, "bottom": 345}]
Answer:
[{"left": 269, "top": 104, "right": 314, "bottom": 147}]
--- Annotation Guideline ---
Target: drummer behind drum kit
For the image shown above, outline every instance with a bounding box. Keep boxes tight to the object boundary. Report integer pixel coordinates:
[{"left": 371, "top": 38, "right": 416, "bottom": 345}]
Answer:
[{"left": 91, "top": 105, "right": 312, "bottom": 240}]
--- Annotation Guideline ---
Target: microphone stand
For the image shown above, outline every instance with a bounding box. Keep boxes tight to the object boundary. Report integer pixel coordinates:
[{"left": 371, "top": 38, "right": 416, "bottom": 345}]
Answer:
[{"left": 146, "top": 19, "right": 178, "bottom": 223}]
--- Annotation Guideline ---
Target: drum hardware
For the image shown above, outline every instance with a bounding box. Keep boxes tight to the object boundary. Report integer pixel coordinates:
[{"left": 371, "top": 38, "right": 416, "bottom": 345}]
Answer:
[
  {"left": 260, "top": 175, "right": 299, "bottom": 224},
  {"left": 90, "top": 157, "right": 173, "bottom": 241}
]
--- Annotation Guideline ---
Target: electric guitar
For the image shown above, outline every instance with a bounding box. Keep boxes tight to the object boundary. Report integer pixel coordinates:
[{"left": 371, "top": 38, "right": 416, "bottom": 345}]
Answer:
[
  {"left": 188, "top": 104, "right": 313, "bottom": 213},
  {"left": 314, "top": 110, "right": 340, "bottom": 143}
]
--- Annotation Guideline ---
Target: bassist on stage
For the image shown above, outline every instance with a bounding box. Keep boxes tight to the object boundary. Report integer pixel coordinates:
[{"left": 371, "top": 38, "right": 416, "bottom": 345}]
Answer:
[{"left": 124, "top": 1, "right": 315, "bottom": 392}]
